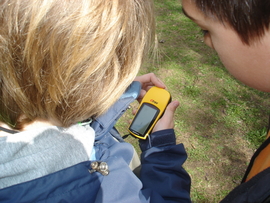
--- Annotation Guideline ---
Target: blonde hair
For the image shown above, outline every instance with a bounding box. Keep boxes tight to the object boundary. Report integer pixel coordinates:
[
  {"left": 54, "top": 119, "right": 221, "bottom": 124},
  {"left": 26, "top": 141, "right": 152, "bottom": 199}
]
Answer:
[{"left": 0, "top": 0, "right": 155, "bottom": 129}]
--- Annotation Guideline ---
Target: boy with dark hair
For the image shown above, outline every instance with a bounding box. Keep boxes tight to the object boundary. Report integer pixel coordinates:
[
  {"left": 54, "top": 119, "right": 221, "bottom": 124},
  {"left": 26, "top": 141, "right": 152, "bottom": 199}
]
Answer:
[{"left": 182, "top": 0, "right": 270, "bottom": 202}]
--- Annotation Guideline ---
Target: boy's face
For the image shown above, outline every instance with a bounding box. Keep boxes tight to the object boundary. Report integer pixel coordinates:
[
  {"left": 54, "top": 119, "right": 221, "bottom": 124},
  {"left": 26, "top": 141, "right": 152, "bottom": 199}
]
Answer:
[{"left": 182, "top": 0, "right": 270, "bottom": 92}]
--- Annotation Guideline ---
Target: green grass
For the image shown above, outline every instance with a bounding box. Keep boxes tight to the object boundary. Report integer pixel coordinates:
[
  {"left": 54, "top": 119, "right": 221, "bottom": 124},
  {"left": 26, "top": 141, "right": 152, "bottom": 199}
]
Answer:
[{"left": 116, "top": 0, "right": 270, "bottom": 202}]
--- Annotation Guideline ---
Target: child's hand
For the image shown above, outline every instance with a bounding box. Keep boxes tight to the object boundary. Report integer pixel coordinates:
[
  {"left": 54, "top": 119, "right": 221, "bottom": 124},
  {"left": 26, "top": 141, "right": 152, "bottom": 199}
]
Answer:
[
  {"left": 133, "top": 73, "right": 178, "bottom": 132},
  {"left": 134, "top": 73, "right": 166, "bottom": 103},
  {"left": 152, "top": 100, "right": 179, "bottom": 132}
]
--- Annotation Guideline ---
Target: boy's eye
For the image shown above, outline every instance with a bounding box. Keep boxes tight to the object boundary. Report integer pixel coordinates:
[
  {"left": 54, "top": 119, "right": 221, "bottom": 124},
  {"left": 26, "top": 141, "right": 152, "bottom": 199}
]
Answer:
[{"left": 201, "top": 29, "right": 209, "bottom": 36}]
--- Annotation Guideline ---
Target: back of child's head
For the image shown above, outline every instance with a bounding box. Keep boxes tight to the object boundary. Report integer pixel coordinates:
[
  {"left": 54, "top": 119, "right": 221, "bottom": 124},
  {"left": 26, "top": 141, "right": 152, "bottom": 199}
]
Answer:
[
  {"left": 192, "top": 0, "right": 270, "bottom": 44},
  {"left": 0, "top": 0, "right": 155, "bottom": 129}
]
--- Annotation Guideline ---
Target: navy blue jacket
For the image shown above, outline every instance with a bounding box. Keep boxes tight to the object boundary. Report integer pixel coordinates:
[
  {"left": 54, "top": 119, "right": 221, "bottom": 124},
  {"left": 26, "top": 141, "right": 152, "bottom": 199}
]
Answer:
[{"left": 0, "top": 82, "right": 191, "bottom": 202}]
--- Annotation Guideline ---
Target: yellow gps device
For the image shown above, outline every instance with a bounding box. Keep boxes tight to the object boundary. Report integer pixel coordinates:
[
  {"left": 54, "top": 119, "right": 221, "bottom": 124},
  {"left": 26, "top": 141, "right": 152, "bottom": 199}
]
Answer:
[{"left": 128, "top": 86, "right": 171, "bottom": 140}]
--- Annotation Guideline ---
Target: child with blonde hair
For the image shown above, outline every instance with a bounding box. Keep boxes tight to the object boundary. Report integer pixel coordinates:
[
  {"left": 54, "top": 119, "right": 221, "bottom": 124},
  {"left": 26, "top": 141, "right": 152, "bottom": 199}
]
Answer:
[{"left": 0, "top": 0, "right": 191, "bottom": 202}]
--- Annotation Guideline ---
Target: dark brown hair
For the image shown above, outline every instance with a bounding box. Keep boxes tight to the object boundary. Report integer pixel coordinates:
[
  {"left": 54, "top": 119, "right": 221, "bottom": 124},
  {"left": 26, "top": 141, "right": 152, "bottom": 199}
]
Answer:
[{"left": 193, "top": 0, "right": 270, "bottom": 44}]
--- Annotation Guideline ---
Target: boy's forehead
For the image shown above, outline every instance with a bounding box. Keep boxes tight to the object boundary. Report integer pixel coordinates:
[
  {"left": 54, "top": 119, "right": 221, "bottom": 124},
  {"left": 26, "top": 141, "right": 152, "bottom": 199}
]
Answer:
[
  {"left": 182, "top": 6, "right": 195, "bottom": 21},
  {"left": 181, "top": 0, "right": 204, "bottom": 23}
]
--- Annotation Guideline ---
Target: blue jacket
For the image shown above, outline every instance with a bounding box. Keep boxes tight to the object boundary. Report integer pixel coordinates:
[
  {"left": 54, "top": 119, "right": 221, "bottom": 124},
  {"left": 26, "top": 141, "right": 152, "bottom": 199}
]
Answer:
[{"left": 0, "top": 82, "right": 191, "bottom": 202}]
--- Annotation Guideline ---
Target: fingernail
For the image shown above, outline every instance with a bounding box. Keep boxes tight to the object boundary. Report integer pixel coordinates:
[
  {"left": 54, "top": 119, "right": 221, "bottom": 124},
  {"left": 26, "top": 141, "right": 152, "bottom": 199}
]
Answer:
[{"left": 172, "top": 101, "right": 179, "bottom": 107}]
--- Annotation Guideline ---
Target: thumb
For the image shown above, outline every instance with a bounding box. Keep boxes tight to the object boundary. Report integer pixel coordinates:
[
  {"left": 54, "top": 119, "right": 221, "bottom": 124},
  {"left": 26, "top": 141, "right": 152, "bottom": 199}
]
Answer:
[{"left": 152, "top": 100, "right": 179, "bottom": 132}]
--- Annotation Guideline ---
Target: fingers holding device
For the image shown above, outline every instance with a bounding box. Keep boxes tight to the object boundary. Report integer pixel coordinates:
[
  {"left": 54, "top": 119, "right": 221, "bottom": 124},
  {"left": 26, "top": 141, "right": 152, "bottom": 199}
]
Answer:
[{"left": 128, "top": 86, "right": 171, "bottom": 139}]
